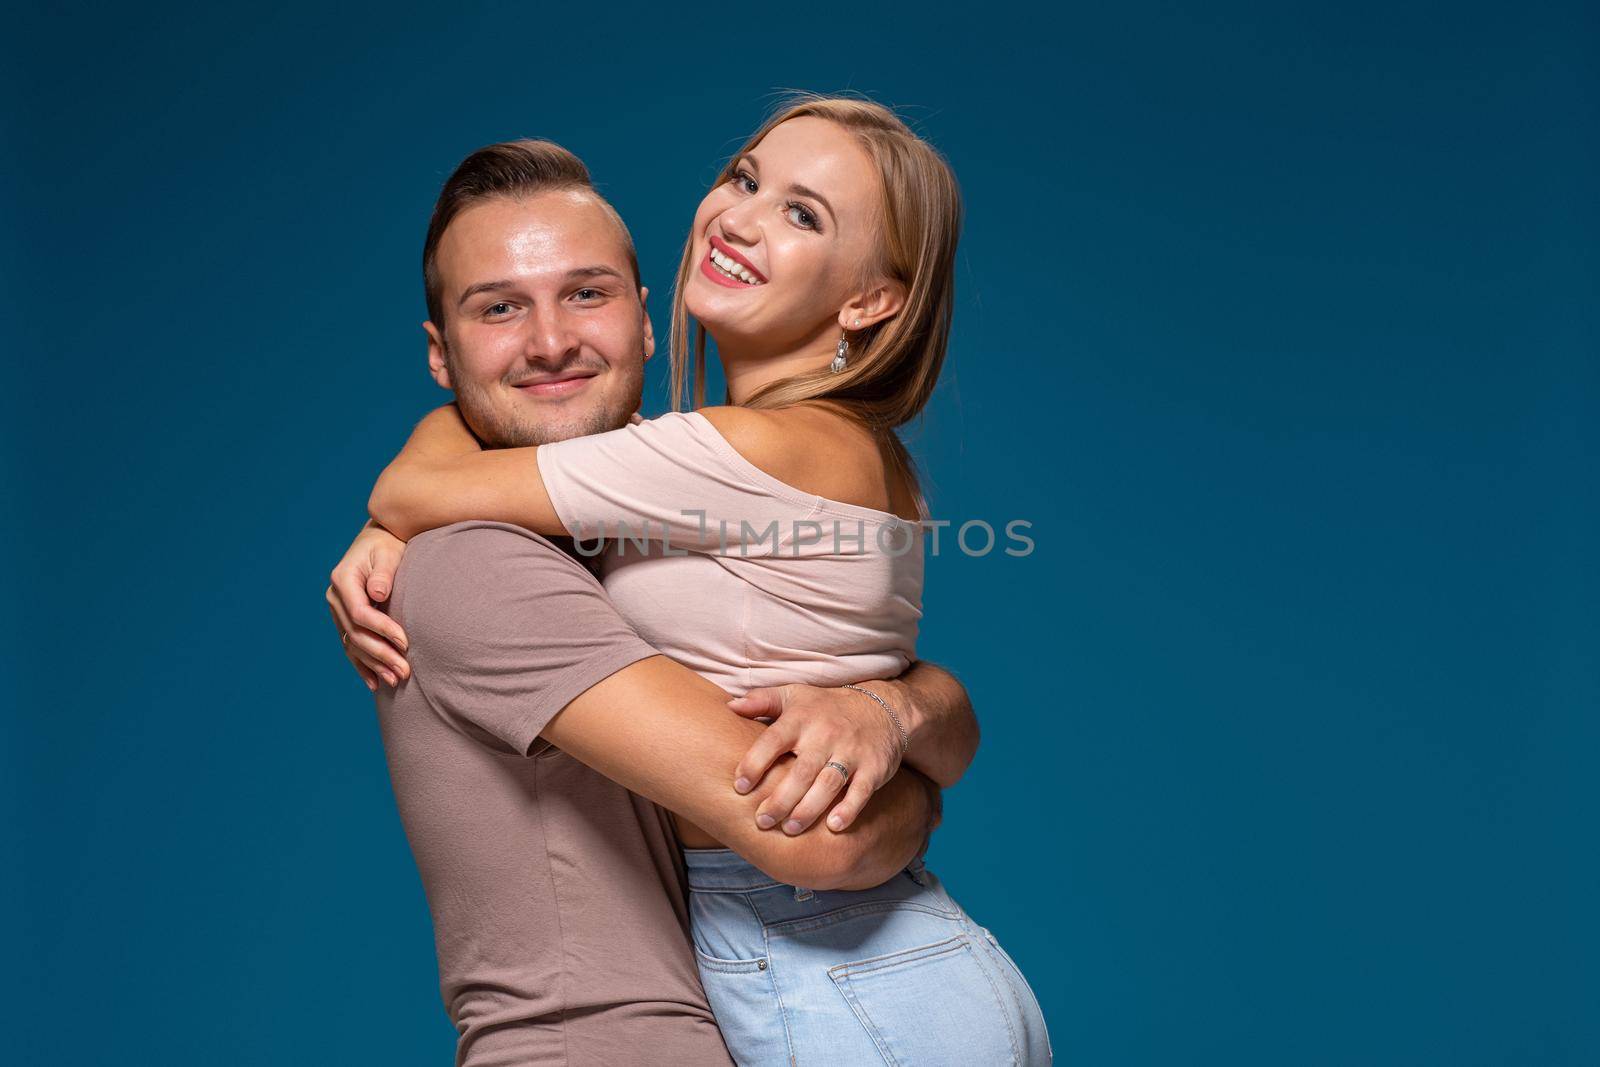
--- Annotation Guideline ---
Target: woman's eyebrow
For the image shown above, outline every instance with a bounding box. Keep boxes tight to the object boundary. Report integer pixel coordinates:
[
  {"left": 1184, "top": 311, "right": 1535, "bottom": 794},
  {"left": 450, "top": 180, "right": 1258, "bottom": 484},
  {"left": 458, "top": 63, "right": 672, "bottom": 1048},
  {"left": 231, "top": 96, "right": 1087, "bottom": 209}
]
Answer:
[
  {"left": 742, "top": 152, "right": 835, "bottom": 223},
  {"left": 787, "top": 182, "right": 834, "bottom": 222}
]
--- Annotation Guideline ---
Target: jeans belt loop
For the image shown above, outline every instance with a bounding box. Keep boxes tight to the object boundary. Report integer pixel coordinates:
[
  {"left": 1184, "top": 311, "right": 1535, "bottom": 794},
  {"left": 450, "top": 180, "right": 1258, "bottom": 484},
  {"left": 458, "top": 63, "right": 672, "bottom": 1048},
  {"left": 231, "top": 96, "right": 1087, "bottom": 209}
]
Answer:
[{"left": 793, "top": 886, "right": 815, "bottom": 902}]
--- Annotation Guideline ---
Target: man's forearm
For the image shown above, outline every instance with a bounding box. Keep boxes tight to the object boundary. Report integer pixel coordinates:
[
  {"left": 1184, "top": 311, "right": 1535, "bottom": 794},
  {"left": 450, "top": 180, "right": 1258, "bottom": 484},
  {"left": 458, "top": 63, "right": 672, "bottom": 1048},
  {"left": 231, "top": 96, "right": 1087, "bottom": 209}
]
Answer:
[
  {"left": 856, "top": 661, "right": 979, "bottom": 788},
  {"left": 545, "top": 655, "right": 934, "bottom": 891},
  {"left": 829, "top": 764, "right": 940, "bottom": 889}
]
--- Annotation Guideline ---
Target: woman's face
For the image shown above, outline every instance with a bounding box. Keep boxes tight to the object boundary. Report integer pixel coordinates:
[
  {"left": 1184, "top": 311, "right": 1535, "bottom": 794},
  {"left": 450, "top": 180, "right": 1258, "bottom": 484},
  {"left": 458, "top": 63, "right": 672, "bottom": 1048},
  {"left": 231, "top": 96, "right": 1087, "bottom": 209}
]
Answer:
[{"left": 685, "top": 116, "right": 888, "bottom": 353}]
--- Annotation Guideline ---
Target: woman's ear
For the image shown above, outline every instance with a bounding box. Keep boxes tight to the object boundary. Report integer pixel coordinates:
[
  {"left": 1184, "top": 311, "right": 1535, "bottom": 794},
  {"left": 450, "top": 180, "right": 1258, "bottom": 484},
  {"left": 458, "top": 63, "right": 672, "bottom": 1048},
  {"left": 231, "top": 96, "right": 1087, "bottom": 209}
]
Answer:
[
  {"left": 423, "top": 321, "right": 453, "bottom": 390},
  {"left": 839, "top": 278, "right": 908, "bottom": 332}
]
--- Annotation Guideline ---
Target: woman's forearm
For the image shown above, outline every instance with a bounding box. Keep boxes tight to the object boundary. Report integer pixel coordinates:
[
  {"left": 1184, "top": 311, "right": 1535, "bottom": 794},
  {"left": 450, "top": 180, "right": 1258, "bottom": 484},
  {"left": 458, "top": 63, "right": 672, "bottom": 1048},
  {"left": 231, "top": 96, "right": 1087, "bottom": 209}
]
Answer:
[
  {"left": 367, "top": 404, "right": 566, "bottom": 540},
  {"left": 399, "top": 403, "right": 483, "bottom": 461}
]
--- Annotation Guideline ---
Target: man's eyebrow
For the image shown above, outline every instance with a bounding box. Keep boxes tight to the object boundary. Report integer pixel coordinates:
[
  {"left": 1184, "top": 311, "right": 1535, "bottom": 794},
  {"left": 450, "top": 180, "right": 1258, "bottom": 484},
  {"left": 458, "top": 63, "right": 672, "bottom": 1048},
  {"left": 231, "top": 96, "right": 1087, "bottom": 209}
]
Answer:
[
  {"left": 457, "top": 280, "right": 517, "bottom": 308},
  {"left": 456, "top": 268, "right": 626, "bottom": 308},
  {"left": 567, "top": 266, "right": 627, "bottom": 281}
]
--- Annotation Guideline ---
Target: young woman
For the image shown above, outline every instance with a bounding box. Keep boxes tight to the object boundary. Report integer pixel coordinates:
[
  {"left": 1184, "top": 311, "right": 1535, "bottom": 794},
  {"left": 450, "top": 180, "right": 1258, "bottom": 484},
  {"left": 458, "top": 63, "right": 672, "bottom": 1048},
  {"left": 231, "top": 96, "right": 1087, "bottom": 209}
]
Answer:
[{"left": 333, "top": 97, "right": 1050, "bottom": 1065}]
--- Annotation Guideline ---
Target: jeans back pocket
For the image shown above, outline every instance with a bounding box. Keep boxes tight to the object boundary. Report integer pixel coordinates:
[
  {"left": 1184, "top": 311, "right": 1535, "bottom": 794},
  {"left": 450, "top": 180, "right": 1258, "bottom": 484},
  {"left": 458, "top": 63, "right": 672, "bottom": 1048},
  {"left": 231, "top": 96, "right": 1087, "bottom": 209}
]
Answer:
[{"left": 828, "top": 934, "right": 1023, "bottom": 1066}]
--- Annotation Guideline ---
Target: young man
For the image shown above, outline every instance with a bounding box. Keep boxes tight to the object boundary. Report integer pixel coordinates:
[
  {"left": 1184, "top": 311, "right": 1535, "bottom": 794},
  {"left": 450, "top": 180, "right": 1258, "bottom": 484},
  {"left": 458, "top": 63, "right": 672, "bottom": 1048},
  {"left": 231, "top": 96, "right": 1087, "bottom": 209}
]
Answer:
[{"left": 326, "top": 140, "right": 977, "bottom": 1065}]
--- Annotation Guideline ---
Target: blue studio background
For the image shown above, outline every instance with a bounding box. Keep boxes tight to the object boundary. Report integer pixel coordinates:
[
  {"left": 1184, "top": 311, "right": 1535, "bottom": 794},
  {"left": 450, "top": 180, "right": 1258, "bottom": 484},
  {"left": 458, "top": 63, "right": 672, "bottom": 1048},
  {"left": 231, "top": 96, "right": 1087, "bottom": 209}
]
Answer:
[{"left": 5, "top": 2, "right": 1595, "bottom": 1063}]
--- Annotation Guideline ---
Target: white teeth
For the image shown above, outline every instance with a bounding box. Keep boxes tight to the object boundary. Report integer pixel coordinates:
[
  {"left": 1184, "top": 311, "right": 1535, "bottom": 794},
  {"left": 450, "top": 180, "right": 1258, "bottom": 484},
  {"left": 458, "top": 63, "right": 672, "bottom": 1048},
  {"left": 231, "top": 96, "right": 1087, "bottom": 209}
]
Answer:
[{"left": 710, "top": 247, "right": 761, "bottom": 284}]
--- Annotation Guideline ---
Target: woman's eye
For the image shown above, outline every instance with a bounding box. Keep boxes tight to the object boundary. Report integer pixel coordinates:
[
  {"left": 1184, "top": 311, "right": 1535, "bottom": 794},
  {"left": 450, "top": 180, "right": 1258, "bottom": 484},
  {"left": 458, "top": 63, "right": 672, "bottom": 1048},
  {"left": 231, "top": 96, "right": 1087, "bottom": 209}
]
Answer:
[
  {"left": 732, "top": 170, "right": 757, "bottom": 194},
  {"left": 786, "top": 202, "right": 819, "bottom": 231}
]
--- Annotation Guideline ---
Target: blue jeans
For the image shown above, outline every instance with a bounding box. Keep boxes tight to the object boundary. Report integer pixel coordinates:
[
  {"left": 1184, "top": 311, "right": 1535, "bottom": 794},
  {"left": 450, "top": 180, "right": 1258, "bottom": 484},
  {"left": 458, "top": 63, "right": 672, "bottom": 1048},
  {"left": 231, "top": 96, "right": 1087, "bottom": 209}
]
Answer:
[{"left": 685, "top": 848, "right": 1052, "bottom": 1066}]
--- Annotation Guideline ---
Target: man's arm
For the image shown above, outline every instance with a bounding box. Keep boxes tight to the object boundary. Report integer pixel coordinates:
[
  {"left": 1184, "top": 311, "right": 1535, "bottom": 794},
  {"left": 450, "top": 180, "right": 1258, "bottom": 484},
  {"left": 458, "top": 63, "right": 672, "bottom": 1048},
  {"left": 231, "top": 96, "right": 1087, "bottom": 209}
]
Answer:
[
  {"left": 728, "top": 662, "right": 980, "bottom": 792},
  {"left": 390, "top": 520, "right": 935, "bottom": 892},
  {"left": 543, "top": 657, "right": 937, "bottom": 891},
  {"left": 858, "top": 662, "right": 980, "bottom": 788}
]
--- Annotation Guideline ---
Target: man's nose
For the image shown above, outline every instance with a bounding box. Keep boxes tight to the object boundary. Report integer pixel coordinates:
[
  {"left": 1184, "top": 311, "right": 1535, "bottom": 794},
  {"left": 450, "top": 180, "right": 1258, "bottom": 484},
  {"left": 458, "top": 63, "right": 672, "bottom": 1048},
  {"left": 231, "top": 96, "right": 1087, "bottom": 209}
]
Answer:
[{"left": 523, "top": 304, "right": 581, "bottom": 364}]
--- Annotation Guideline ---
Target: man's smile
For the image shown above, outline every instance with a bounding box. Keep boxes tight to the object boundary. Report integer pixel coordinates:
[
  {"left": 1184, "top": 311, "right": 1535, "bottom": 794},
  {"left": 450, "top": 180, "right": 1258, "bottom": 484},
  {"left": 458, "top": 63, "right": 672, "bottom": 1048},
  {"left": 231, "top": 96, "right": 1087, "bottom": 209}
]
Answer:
[{"left": 512, "top": 371, "right": 598, "bottom": 398}]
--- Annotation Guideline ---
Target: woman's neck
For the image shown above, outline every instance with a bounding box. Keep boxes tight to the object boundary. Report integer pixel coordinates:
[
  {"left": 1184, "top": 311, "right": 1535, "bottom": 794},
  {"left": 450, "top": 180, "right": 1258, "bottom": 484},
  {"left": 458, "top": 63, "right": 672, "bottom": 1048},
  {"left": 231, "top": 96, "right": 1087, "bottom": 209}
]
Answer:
[{"left": 713, "top": 326, "right": 834, "bottom": 406}]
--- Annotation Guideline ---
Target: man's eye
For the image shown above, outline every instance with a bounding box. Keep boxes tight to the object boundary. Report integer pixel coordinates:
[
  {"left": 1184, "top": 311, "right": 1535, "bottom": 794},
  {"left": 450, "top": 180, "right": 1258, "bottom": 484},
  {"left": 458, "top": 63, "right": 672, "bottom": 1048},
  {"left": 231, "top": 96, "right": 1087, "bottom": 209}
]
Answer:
[
  {"left": 486, "top": 302, "right": 514, "bottom": 316},
  {"left": 573, "top": 288, "right": 601, "bottom": 302},
  {"left": 786, "top": 202, "right": 819, "bottom": 231}
]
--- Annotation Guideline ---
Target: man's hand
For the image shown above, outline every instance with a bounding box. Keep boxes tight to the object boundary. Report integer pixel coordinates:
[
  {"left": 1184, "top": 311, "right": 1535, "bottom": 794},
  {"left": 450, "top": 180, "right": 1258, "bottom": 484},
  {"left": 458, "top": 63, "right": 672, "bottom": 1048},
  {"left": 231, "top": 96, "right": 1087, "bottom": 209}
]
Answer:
[
  {"left": 727, "top": 684, "right": 907, "bottom": 835},
  {"left": 326, "top": 521, "right": 411, "bottom": 690}
]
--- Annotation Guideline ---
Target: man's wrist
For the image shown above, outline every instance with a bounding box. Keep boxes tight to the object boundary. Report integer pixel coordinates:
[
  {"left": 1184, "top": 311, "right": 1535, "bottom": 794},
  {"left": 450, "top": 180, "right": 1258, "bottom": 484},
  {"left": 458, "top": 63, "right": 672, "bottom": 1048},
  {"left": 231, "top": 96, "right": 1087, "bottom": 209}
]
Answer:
[{"left": 854, "top": 678, "right": 925, "bottom": 756}]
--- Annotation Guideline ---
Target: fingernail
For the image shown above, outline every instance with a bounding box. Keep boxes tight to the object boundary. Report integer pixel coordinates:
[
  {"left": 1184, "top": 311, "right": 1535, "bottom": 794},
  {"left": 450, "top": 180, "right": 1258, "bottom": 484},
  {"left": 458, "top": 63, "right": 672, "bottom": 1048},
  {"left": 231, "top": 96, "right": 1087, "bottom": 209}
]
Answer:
[
  {"left": 756, "top": 814, "right": 776, "bottom": 829},
  {"left": 383, "top": 672, "right": 397, "bottom": 686},
  {"left": 734, "top": 777, "right": 751, "bottom": 794},
  {"left": 828, "top": 815, "right": 843, "bottom": 830},
  {"left": 783, "top": 820, "right": 803, "bottom": 835},
  {"left": 366, "top": 679, "right": 377, "bottom": 692}
]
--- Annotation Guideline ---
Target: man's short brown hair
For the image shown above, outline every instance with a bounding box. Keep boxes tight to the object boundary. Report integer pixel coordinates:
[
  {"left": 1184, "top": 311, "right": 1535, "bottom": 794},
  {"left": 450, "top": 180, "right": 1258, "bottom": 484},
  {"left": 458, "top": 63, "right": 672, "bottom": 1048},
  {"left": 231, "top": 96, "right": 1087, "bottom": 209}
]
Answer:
[{"left": 422, "top": 139, "right": 641, "bottom": 325}]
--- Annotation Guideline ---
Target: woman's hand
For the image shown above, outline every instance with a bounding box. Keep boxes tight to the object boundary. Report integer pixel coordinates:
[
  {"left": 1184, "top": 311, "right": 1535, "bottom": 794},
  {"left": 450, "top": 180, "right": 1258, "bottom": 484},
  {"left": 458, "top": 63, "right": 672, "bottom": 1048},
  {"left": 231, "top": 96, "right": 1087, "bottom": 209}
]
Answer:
[
  {"left": 326, "top": 522, "right": 411, "bottom": 690},
  {"left": 727, "top": 682, "right": 906, "bottom": 835}
]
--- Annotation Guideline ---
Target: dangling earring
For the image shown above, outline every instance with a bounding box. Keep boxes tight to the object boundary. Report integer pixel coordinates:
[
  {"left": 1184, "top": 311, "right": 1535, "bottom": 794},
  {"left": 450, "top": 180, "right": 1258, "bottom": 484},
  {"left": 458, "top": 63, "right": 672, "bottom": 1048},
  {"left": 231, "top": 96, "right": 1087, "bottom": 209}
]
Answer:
[
  {"left": 830, "top": 334, "right": 849, "bottom": 374},
  {"left": 830, "top": 318, "right": 861, "bottom": 375}
]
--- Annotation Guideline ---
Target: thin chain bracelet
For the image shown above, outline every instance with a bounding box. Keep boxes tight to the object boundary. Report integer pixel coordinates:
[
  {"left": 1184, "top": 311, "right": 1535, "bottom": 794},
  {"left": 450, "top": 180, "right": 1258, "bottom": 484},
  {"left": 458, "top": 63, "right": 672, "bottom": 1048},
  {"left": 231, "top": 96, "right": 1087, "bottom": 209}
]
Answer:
[{"left": 841, "top": 684, "right": 911, "bottom": 757}]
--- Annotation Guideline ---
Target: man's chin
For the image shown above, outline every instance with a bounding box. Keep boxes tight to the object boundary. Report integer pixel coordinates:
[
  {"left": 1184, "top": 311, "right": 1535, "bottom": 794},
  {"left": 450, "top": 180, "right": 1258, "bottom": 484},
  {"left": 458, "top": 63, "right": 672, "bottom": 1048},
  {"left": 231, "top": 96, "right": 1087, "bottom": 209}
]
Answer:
[{"left": 464, "top": 397, "right": 633, "bottom": 449}]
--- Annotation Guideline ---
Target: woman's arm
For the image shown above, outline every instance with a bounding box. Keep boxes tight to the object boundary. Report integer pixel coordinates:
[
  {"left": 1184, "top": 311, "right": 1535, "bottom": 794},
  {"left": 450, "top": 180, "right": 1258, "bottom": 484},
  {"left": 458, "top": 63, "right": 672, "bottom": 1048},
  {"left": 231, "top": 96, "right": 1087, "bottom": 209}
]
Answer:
[
  {"left": 367, "top": 404, "right": 566, "bottom": 541},
  {"left": 326, "top": 520, "right": 413, "bottom": 689}
]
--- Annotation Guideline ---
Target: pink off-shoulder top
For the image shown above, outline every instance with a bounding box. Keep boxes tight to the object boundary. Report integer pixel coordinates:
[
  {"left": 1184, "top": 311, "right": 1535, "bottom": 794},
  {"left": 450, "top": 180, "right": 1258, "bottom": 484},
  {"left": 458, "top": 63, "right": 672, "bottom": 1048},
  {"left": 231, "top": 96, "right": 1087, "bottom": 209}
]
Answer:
[{"left": 535, "top": 410, "right": 924, "bottom": 695}]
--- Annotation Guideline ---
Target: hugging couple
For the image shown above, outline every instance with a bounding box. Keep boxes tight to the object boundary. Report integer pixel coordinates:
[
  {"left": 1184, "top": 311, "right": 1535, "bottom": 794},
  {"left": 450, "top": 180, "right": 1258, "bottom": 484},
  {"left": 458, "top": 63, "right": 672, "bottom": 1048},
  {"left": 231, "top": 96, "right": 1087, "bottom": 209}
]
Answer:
[{"left": 325, "top": 94, "right": 1050, "bottom": 1065}]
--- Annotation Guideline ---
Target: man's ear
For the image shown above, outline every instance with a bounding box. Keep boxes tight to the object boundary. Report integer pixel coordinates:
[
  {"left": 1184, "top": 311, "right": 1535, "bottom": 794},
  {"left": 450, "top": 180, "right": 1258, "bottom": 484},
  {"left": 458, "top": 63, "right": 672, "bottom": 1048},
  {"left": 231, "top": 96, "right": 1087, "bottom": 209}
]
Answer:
[
  {"left": 838, "top": 277, "right": 908, "bottom": 333},
  {"left": 423, "top": 320, "right": 453, "bottom": 390},
  {"left": 639, "top": 285, "right": 656, "bottom": 363}
]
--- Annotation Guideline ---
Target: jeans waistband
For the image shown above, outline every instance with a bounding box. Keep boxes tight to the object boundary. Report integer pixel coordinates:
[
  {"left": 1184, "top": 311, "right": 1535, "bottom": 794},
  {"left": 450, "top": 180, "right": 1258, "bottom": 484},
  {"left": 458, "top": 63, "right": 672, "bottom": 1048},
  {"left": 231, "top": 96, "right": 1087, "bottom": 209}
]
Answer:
[{"left": 682, "top": 847, "right": 930, "bottom": 893}]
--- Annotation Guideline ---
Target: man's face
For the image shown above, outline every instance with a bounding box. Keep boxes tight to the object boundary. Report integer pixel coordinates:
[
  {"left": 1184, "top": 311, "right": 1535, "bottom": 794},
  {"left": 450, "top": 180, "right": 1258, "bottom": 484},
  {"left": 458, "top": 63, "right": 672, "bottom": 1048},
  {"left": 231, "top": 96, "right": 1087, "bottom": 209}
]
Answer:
[{"left": 425, "top": 190, "right": 652, "bottom": 447}]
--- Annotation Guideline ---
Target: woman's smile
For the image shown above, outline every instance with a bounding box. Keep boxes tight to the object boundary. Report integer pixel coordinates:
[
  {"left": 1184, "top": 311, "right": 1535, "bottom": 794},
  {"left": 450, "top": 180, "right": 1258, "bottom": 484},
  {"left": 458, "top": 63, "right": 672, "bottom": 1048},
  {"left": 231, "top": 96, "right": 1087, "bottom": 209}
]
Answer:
[{"left": 700, "top": 235, "right": 767, "bottom": 288}]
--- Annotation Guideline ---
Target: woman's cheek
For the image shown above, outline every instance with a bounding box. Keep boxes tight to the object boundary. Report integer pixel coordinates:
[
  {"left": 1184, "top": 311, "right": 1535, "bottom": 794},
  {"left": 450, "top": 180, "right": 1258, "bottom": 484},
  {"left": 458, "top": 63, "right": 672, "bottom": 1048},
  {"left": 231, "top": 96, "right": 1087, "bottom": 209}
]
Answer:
[
  {"left": 692, "top": 191, "right": 729, "bottom": 231},
  {"left": 777, "top": 241, "right": 833, "bottom": 304}
]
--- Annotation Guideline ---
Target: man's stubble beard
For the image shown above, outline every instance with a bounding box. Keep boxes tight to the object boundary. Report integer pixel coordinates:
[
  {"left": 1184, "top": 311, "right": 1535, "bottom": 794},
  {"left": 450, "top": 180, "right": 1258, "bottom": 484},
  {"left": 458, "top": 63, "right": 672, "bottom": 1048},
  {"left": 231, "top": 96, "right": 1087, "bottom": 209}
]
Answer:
[{"left": 444, "top": 344, "right": 641, "bottom": 449}]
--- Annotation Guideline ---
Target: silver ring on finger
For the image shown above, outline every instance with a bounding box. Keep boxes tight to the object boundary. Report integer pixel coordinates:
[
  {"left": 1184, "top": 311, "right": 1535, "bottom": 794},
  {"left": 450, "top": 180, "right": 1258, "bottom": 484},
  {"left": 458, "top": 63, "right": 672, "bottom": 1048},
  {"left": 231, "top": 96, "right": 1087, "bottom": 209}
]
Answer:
[
  {"left": 824, "top": 759, "right": 851, "bottom": 781},
  {"left": 341, "top": 630, "right": 351, "bottom": 646}
]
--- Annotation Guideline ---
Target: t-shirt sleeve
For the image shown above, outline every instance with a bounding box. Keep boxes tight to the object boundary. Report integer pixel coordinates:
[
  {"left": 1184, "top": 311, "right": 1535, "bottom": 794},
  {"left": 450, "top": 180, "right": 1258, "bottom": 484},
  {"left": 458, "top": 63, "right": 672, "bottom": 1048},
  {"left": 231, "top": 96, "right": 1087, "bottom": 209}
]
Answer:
[
  {"left": 535, "top": 411, "right": 804, "bottom": 556},
  {"left": 385, "top": 520, "right": 659, "bottom": 756}
]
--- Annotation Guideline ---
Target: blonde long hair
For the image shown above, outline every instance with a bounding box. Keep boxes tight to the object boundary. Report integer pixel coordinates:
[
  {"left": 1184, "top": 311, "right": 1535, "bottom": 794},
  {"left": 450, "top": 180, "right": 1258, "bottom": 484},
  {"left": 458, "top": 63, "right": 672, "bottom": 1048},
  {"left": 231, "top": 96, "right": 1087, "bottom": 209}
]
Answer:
[{"left": 668, "top": 95, "right": 963, "bottom": 519}]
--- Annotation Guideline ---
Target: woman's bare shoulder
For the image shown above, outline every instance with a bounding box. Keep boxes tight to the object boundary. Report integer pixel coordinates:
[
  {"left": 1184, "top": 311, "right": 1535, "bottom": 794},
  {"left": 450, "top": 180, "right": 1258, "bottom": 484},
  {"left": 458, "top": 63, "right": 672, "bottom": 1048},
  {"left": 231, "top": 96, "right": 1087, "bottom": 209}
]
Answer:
[{"left": 697, "top": 404, "right": 905, "bottom": 517}]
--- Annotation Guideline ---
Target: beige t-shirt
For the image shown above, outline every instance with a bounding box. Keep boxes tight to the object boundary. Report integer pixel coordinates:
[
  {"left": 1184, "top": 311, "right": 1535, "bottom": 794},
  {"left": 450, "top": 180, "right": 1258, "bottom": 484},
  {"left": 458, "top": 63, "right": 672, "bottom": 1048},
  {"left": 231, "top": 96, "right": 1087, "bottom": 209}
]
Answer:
[{"left": 376, "top": 521, "right": 732, "bottom": 1066}]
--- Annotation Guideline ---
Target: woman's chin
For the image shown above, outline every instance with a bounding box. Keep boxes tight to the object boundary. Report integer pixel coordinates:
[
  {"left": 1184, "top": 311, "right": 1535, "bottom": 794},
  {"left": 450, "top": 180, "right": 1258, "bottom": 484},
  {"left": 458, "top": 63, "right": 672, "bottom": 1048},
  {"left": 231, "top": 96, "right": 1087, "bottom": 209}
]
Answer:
[{"left": 685, "top": 289, "right": 751, "bottom": 338}]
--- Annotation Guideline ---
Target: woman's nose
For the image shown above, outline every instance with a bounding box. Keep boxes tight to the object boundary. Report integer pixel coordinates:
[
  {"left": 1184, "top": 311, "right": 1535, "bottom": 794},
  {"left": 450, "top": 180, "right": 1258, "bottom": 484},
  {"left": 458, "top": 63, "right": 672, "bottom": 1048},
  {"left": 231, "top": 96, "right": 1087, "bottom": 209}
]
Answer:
[{"left": 717, "top": 196, "right": 762, "bottom": 247}]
